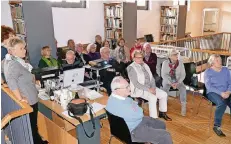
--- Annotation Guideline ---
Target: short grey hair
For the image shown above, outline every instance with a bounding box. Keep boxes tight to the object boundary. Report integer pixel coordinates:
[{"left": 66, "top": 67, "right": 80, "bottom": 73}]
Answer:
[
  {"left": 87, "top": 43, "right": 96, "bottom": 52},
  {"left": 7, "top": 37, "right": 25, "bottom": 50},
  {"left": 132, "top": 50, "right": 143, "bottom": 59},
  {"left": 208, "top": 54, "right": 220, "bottom": 66},
  {"left": 66, "top": 50, "right": 75, "bottom": 57},
  {"left": 100, "top": 47, "right": 109, "bottom": 54},
  {"left": 111, "top": 76, "right": 124, "bottom": 91},
  {"left": 143, "top": 42, "right": 150, "bottom": 49}
]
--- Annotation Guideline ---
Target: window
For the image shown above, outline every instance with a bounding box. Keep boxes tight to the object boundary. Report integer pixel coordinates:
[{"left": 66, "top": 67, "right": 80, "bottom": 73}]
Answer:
[
  {"left": 137, "top": 0, "right": 149, "bottom": 10},
  {"left": 51, "top": 0, "right": 86, "bottom": 8}
]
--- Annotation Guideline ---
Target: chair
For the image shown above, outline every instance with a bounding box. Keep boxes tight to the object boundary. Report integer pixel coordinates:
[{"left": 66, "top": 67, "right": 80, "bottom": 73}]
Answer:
[
  {"left": 183, "top": 62, "right": 204, "bottom": 106},
  {"left": 106, "top": 111, "right": 144, "bottom": 144},
  {"left": 196, "top": 84, "right": 216, "bottom": 129}
]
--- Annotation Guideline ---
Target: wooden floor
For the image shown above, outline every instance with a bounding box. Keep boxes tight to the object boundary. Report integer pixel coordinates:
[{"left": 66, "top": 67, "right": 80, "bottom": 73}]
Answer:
[{"left": 100, "top": 93, "right": 231, "bottom": 144}]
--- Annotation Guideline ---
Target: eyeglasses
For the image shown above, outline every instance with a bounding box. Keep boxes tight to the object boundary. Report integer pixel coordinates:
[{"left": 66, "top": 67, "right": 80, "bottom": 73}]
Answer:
[
  {"left": 134, "top": 56, "right": 143, "bottom": 59},
  {"left": 115, "top": 84, "right": 130, "bottom": 90}
]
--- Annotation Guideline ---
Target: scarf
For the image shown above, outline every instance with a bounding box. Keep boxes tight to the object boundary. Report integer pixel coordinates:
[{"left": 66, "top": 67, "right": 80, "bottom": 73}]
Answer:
[
  {"left": 5, "top": 54, "right": 33, "bottom": 72},
  {"left": 42, "top": 57, "right": 58, "bottom": 67},
  {"left": 118, "top": 46, "right": 126, "bottom": 61},
  {"left": 168, "top": 59, "right": 179, "bottom": 79},
  {"left": 144, "top": 53, "right": 151, "bottom": 62}
]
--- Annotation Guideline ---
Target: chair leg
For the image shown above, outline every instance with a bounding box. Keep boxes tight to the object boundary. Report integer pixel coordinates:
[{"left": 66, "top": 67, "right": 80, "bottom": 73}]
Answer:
[
  {"left": 196, "top": 96, "right": 203, "bottom": 115},
  {"left": 208, "top": 103, "right": 213, "bottom": 131},
  {"left": 108, "top": 135, "right": 113, "bottom": 144}
]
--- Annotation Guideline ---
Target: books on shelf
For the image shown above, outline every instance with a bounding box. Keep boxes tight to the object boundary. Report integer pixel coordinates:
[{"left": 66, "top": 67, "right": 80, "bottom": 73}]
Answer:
[
  {"left": 10, "top": 4, "right": 23, "bottom": 19},
  {"left": 161, "top": 34, "right": 176, "bottom": 41},
  {"left": 13, "top": 20, "right": 25, "bottom": 35},
  {"left": 161, "top": 7, "right": 177, "bottom": 17},
  {"left": 160, "top": 17, "right": 177, "bottom": 25},
  {"left": 105, "top": 5, "right": 122, "bottom": 18},
  {"left": 105, "top": 18, "right": 122, "bottom": 28},
  {"left": 160, "top": 25, "right": 177, "bottom": 34},
  {"left": 106, "top": 30, "right": 121, "bottom": 39}
]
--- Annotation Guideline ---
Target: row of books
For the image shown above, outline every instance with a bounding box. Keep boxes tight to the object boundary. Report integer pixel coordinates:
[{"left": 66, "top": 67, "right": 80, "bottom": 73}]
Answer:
[
  {"left": 105, "top": 6, "right": 123, "bottom": 18},
  {"left": 160, "top": 35, "right": 176, "bottom": 41},
  {"left": 161, "top": 8, "right": 177, "bottom": 17},
  {"left": 160, "top": 17, "right": 177, "bottom": 25},
  {"left": 10, "top": 4, "right": 23, "bottom": 19},
  {"left": 160, "top": 26, "right": 177, "bottom": 34},
  {"left": 106, "top": 30, "right": 121, "bottom": 39},
  {"left": 105, "top": 18, "right": 122, "bottom": 28},
  {"left": 13, "top": 20, "right": 25, "bottom": 34}
]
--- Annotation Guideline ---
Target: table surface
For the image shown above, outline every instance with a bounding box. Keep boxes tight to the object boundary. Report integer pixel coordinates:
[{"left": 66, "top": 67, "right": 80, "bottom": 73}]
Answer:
[
  {"left": 39, "top": 93, "right": 108, "bottom": 126},
  {"left": 191, "top": 49, "right": 231, "bottom": 56}
]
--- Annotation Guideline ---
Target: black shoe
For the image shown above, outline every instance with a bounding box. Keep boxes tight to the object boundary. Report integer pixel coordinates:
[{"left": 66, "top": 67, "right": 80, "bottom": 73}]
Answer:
[
  {"left": 213, "top": 126, "right": 226, "bottom": 137},
  {"left": 159, "top": 112, "right": 172, "bottom": 121}
]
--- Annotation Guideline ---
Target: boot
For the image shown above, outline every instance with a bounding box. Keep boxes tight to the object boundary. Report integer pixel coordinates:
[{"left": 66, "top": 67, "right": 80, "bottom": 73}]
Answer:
[{"left": 181, "top": 102, "right": 187, "bottom": 116}]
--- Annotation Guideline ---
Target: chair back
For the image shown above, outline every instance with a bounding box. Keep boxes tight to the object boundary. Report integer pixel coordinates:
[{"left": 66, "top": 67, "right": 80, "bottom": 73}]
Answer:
[
  {"left": 106, "top": 111, "right": 133, "bottom": 144},
  {"left": 183, "top": 62, "right": 196, "bottom": 85},
  {"left": 203, "top": 84, "right": 216, "bottom": 105}
]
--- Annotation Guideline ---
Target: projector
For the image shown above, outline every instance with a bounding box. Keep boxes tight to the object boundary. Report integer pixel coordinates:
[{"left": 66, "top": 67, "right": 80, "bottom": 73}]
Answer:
[{"left": 89, "top": 59, "right": 108, "bottom": 68}]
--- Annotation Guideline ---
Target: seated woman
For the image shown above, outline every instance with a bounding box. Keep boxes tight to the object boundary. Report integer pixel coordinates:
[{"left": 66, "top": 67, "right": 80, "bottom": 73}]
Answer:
[
  {"left": 205, "top": 54, "right": 231, "bottom": 137},
  {"left": 127, "top": 50, "right": 171, "bottom": 121},
  {"left": 161, "top": 50, "right": 187, "bottom": 116},
  {"left": 87, "top": 43, "right": 100, "bottom": 61},
  {"left": 38, "top": 46, "right": 58, "bottom": 68},
  {"left": 143, "top": 42, "right": 162, "bottom": 88}
]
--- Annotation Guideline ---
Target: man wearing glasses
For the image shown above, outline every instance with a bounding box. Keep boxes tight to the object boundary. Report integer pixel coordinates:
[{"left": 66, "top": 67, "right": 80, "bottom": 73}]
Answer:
[{"left": 106, "top": 76, "right": 172, "bottom": 144}]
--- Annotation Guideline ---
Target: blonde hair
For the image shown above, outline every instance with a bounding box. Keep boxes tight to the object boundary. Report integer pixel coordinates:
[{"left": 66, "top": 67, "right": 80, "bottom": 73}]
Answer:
[
  {"left": 41, "top": 46, "right": 51, "bottom": 57},
  {"left": 132, "top": 50, "right": 144, "bottom": 60},
  {"left": 7, "top": 37, "right": 25, "bottom": 50},
  {"left": 208, "top": 54, "right": 220, "bottom": 66}
]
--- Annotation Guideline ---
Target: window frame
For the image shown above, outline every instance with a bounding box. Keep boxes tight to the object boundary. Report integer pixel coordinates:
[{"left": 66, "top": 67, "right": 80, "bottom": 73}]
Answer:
[
  {"left": 137, "top": 0, "right": 149, "bottom": 11},
  {"left": 51, "top": 0, "right": 86, "bottom": 8}
]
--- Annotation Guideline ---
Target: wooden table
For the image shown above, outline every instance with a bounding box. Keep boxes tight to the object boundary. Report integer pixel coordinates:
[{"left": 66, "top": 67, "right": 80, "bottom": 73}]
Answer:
[
  {"left": 191, "top": 49, "right": 231, "bottom": 56},
  {"left": 38, "top": 93, "right": 108, "bottom": 144}
]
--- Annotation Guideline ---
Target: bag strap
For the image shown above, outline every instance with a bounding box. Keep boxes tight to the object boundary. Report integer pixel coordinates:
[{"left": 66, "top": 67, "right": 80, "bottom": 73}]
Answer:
[{"left": 68, "top": 104, "right": 96, "bottom": 138}]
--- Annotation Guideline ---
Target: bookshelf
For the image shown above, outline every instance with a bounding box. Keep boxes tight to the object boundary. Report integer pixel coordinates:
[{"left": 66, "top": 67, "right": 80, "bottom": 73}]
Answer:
[
  {"left": 9, "top": 1, "right": 27, "bottom": 42},
  {"left": 104, "top": 2, "right": 137, "bottom": 49},
  {"left": 160, "top": 5, "right": 187, "bottom": 42}
]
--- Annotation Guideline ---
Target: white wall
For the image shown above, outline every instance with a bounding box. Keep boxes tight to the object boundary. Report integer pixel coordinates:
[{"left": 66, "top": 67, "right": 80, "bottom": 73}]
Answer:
[
  {"left": 52, "top": 1, "right": 104, "bottom": 47},
  {"left": 1, "top": 0, "right": 13, "bottom": 28}
]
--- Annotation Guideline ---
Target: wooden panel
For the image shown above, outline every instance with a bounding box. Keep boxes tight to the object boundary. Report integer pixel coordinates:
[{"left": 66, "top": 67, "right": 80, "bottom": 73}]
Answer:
[{"left": 38, "top": 112, "right": 77, "bottom": 144}]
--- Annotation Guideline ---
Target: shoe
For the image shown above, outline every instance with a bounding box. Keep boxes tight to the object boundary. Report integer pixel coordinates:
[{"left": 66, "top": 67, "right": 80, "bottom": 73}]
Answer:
[
  {"left": 213, "top": 126, "right": 226, "bottom": 137},
  {"left": 181, "top": 103, "right": 187, "bottom": 116},
  {"left": 159, "top": 112, "right": 172, "bottom": 121}
]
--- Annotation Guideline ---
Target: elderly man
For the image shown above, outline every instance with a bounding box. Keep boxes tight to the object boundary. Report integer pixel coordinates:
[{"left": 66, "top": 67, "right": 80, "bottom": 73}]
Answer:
[
  {"left": 99, "top": 47, "right": 122, "bottom": 95},
  {"left": 143, "top": 42, "right": 162, "bottom": 88},
  {"left": 106, "top": 76, "right": 172, "bottom": 144},
  {"left": 62, "top": 50, "right": 84, "bottom": 68},
  {"left": 161, "top": 49, "right": 187, "bottom": 116}
]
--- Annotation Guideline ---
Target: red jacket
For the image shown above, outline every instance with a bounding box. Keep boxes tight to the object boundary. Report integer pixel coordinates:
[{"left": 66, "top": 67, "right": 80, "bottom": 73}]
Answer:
[{"left": 130, "top": 45, "right": 143, "bottom": 60}]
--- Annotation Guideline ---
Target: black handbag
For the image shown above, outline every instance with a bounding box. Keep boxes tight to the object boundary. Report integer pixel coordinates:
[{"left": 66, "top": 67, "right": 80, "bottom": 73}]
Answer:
[{"left": 67, "top": 98, "right": 96, "bottom": 138}]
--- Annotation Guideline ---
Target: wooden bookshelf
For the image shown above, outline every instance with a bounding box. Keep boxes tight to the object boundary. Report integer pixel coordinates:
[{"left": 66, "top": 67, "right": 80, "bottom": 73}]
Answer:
[
  {"left": 103, "top": 2, "right": 137, "bottom": 49},
  {"left": 160, "top": 5, "right": 187, "bottom": 42}
]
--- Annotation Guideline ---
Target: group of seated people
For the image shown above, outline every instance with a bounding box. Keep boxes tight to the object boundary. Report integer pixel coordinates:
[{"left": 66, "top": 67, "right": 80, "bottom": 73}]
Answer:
[{"left": 1, "top": 24, "right": 230, "bottom": 144}]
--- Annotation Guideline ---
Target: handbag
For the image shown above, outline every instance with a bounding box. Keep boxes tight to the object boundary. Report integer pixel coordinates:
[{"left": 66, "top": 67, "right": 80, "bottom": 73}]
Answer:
[{"left": 67, "top": 98, "right": 96, "bottom": 138}]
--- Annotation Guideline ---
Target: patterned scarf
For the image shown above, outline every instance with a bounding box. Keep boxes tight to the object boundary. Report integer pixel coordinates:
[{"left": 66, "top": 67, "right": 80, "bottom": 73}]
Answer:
[
  {"left": 168, "top": 59, "right": 179, "bottom": 78},
  {"left": 5, "top": 54, "right": 33, "bottom": 72}
]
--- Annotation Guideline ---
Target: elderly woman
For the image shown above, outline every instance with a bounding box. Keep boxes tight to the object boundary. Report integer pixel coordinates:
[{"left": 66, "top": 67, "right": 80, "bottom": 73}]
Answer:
[
  {"left": 38, "top": 46, "right": 58, "bottom": 68},
  {"left": 1, "top": 25, "right": 16, "bottom": 85},
  {"left": 161, "top": 49, "right": 187, "bottom": 116},
  {"left": 127, "top": 50, "right": 171, "bottom": 121},
  {"left": 75, "top": 43, "right": 90, "bottom": 65},
  {"left": 3, "top": 37, "right": 47, "bottom": 144},
  {"left": 113, "top": 38, "right": 130, "bottom": 63},
  {"left": 204, "top": 54, "right": 231, "bottom": 137},
  {"left": 62, "top": 50, "right": 84, "bottom": 67},
  {"left": 87, "top": 43, "right": 100, "bottom": 61},
  {"left": 143, "top": 42, "right": 162, "bottom": 88}
]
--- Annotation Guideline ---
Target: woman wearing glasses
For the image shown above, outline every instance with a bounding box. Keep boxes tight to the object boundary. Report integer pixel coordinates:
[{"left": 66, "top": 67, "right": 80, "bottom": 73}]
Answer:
[{"left": 127, "top": 50, "right": 171, "bottom": 121}]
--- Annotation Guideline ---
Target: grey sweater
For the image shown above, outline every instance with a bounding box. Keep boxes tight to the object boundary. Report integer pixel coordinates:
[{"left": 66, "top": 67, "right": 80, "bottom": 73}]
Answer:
[
  {"left": 127, "top": 65, "right": 156, "bottom": 91},
  {"left": 161, "top": 59, "right": 186, "bottom": 84},
  {"left": 4, "top": 60, "right": 38, "bottom": 105}
]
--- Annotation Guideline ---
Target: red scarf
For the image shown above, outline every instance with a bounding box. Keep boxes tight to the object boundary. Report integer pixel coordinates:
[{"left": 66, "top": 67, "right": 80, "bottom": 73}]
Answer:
[{"left": 169, "top": 59, "right": 179, "bottom": 77}]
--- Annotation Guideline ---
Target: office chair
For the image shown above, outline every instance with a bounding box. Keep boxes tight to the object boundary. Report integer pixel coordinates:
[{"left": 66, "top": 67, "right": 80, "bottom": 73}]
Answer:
[
  {"left": 144, "top": 34, "right": 154, "bottom": 42},
  {"left": 106, "top": 111, "right": 145, "bottom": 144}
]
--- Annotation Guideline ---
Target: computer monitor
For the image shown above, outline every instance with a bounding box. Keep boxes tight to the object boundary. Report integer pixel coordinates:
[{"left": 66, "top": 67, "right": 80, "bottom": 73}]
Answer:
[{"left": 63, "top": 68, "right": 85, "bottom": 88}]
